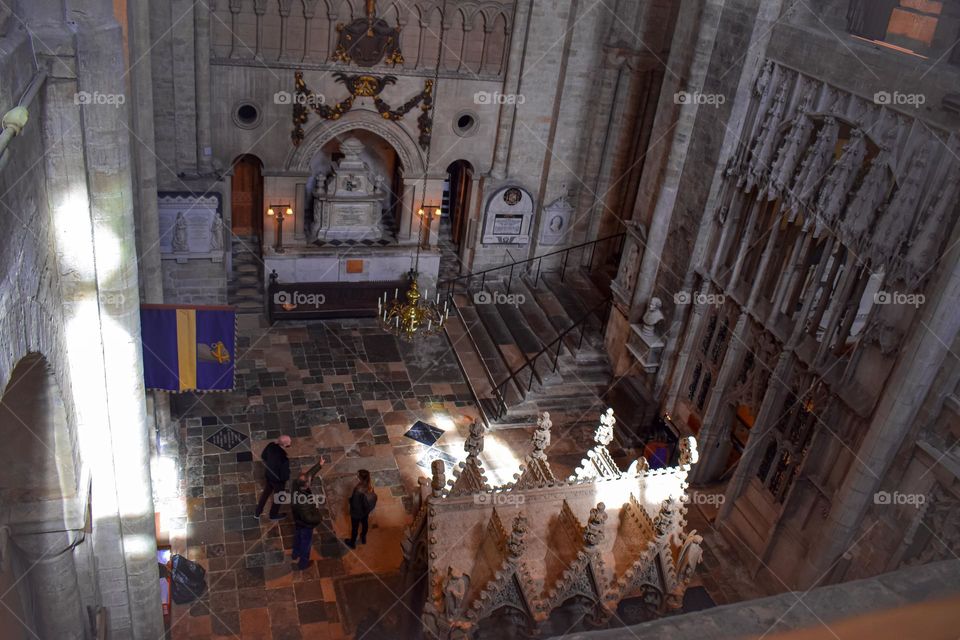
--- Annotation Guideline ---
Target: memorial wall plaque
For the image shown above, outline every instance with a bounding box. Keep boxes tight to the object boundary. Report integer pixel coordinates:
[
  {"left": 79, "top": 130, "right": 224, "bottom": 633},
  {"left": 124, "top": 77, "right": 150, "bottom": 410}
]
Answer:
[
  {"left": 492, "top": 214, "right": 523, "bottom": 235},
  {"left": 158, "top": 192, "right": 224, "bottom": 260},
  {"left": 482, "top": 186, "right": 534, "bottom": 245}
]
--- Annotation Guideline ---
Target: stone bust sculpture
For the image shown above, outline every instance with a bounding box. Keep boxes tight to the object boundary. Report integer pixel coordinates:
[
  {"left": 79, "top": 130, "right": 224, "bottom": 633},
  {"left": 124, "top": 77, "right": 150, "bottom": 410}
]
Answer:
[{"left": 640, "top": 297, "right": 664, "bottom": 340}]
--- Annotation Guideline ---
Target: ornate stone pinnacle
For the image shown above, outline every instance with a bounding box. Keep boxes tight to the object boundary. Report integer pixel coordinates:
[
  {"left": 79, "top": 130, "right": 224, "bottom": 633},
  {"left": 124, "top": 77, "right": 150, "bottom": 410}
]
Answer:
[
  {"left": 431, "top": 459, "right": 446, "bottom": 497},
  {"left": 464, "top": 420, "right": 485, "bottom": 458},
  {"left": 595, "top": 408, "right": 615, "bottom": 447},
  {"left": 531, "top": 412, "right": 552, "bottom": 460}
]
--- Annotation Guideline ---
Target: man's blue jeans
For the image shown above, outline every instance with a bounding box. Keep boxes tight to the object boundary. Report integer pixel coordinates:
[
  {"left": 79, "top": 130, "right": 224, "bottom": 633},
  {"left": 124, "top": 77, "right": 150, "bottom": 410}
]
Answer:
[{"left": 292, "top": 525, "right": 313, "bottom": 569}]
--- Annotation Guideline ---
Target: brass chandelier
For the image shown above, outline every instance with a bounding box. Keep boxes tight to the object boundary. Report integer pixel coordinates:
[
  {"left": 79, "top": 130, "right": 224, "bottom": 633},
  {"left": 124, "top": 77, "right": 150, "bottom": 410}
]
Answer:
[{"left": 378, "top": 0, "right": 449, "bottom": 342}]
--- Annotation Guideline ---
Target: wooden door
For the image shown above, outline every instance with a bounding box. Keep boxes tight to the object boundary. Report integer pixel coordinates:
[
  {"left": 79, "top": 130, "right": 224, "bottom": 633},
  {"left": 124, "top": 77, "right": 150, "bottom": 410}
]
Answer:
[{"left": 231, "top": 155, "right": 263, "bottom": 238}]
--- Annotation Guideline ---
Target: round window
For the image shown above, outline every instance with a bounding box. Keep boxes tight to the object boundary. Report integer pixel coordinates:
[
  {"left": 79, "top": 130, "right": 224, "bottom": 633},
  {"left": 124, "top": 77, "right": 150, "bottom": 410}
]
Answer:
[
  {"left": 453, "top": 111, "right": 478, "bottom": 137},
  {"left": 233, "top": 102, "right": 261, "bottom": 129}
]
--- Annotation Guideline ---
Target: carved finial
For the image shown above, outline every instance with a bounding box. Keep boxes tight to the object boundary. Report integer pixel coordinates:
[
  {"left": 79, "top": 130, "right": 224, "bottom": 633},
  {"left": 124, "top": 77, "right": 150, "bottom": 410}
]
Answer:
[
  {"left": 595, "top": 409, "right": 615, "bottom": 447},
  {"left": 464, "top": 420, "right": 485, "bottom": 458},
  {"left": 584, "top": 503, "right": 607, "bottom": 548},
  {"left": 531, "top": 412, "right": 552, "bottom": 460},
  {"left": 507, "top": 514, "right": 528, "bottom": 559},
  {"left": 678, "top": 436, "right": 699, "bottom": 466},
  {"left": 431, "top": 460, "right": 446, "bottom": 497}
]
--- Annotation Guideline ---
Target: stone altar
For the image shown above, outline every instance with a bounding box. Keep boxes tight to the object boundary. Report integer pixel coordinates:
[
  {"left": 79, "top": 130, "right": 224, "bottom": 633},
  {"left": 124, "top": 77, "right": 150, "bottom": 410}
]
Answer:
[{"left": 310, "top": 136, "right": 386, "bottom": 242}]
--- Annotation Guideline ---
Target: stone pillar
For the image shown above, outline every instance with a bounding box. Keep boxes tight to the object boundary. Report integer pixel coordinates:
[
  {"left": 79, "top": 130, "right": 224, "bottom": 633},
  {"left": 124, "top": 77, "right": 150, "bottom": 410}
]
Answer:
[
  {"left": 718, "top": 352, "right": 793, "bottom": 520},
  {"left": 399, "top": 177, "right": 420, "bottom": 244},
  {"left": 689, "top": 313, "right": 750, "bottom": 484},
  {"left": 13, "top": 530, "right": 86, "bottom": 640},
  {"left": 802, "top": 254, "right": 960, "bottom": 587},
  {"left": 195, "top": 0, "right": 213, "bottom": 174},
  {"left": 629, "top": 1, "right": 726, "bottom": 323},
  {"left": 490, "top": 0, "right": 533, "bottom": 179},
  {"left": 73, "top": 1, "right": 164, "bottom": 636}
]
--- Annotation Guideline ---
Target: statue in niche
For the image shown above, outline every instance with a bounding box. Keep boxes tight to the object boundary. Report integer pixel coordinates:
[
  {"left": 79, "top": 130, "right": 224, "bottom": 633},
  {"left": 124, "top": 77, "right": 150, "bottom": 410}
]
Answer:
[
  {"left": 209, "top": 214, "right": 225, "bottom": 252},
  {"left": 172, "top": 212, "right": 189, "bottom": 252},
  {"left": 640, "top": 297, "right": 664, "bottom": 341},
  {"left": 583, "top": 503, "right": 607, "bottom": 548},
  {"left": 443, "top": 568, "right": 470, "bottom": 617}
]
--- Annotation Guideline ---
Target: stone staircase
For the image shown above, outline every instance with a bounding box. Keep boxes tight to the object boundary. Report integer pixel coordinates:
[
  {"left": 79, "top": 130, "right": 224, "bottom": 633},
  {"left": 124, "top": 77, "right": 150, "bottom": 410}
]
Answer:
[
  {"left": 445, "top": 266, "right": 636, "bottom": 431},
  {"left": 228, "top": 235, "right": 265, "bottom": 314}
]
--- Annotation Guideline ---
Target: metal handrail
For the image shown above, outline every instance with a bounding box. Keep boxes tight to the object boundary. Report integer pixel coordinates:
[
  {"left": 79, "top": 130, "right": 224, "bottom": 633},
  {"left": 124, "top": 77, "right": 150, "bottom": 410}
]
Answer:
[
  {"left": 488, "top": 295, "right": 613, "bottom": 420},
  {"left": 439, "top": 232, "right": 625, "bottom": 297}
]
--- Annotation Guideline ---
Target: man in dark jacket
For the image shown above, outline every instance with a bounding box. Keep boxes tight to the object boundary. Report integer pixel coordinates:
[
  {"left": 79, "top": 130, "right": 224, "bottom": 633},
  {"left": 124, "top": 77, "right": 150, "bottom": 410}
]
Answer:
[
  {"left": 254, "top": 435, "right": 292, "bottom": 520},
  {"left": 291, "top": 457, "right": 325, "bottom": 570}
]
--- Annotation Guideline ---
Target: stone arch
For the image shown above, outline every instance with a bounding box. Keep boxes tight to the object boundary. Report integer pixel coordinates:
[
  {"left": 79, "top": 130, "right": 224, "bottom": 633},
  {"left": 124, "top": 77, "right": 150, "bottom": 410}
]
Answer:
[
  {"left": 286, "top": 109, "right": 426, "bottom": 176},
  {"left": 0, "top": 352, "right": 78, "bottom": 505}
]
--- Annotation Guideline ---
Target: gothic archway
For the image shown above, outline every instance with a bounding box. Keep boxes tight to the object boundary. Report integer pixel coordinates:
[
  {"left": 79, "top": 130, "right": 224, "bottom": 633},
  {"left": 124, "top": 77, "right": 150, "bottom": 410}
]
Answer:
[
  {"left": 0, "top": 352, "right": 86, "bottom": 639},
  {"left": 286, "top": 108, "right": 427, "bottom": 176}
]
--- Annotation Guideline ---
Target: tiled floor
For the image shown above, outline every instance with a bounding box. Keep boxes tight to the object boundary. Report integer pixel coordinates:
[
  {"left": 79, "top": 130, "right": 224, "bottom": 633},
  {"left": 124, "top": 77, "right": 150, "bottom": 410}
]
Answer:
[
  {"left": 156, "top": 314, "right": 757, "bottom": 639},
  {"left": 158, "top": 315, "right": 556, "bottom": 639}
]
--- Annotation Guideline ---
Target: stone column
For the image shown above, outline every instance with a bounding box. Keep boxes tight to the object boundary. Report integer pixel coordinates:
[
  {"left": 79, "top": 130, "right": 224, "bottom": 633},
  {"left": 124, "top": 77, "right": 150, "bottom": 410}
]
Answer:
[
  {"left": 718, "top": 352, "right": 793, "bottom": 520},
  {"left": 73, "top": 1, "right": 164, "bottom": 636},
  {"left": 802, "top": 253, "right": 960, "bottom": 587},
  {"left": 195, "top": 0, "right": 213, "bottom": 174},
  {"left": 13, "top": 530, "right": 86, "bottom": 640},
  {"left": 689, "top": 313, "right": 750, "bottom": 484},
  {"left": 490, "top": 0, "right": 533, "bottom": 179},
  {"left": 629, "top": 0, "right": 726, "bottom": 323}
]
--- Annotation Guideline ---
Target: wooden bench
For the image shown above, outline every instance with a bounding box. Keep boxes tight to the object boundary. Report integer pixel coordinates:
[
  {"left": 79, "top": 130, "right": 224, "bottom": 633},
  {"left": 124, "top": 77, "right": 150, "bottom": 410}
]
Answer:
[{"left": 267, "top": 276, "right": 408, "bottom": 322}]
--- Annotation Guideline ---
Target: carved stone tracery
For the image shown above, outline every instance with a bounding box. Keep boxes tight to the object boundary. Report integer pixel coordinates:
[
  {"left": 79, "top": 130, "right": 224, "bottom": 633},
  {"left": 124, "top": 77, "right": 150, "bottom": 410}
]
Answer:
[{"left": 408, "top": 410, "right": 704, "bottom": 638}]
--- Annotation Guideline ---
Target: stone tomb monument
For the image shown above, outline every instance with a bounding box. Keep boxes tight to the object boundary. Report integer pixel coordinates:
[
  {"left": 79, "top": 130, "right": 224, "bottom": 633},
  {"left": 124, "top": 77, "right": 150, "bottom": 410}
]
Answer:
[{"left": 311, "top": 136, "right": 387, "bottom": 242}]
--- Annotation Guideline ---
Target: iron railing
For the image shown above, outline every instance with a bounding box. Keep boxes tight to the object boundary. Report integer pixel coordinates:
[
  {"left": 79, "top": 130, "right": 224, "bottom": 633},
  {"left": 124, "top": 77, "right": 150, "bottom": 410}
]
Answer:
[
  {"left": 438, "top": 232, "right": 625, "bottom": 298},
  {"left": 485, "top": 295, "right": 613, "bottom": 420}
]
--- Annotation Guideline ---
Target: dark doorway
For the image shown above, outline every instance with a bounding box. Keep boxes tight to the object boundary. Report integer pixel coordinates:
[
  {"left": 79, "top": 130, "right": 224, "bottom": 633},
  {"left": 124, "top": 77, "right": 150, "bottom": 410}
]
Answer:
[
  {"left": 231, "top": 155, "right": 264, "bottom": 241},
  {"left": 446, "top": 160, "right": 474, "bottom": 251}
]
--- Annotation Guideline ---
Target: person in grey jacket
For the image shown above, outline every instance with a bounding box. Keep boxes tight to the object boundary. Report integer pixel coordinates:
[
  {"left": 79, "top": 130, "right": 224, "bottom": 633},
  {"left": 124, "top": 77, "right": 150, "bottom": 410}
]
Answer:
[{"left": 343, "top": 469, "right": 377, "bottom": 549}]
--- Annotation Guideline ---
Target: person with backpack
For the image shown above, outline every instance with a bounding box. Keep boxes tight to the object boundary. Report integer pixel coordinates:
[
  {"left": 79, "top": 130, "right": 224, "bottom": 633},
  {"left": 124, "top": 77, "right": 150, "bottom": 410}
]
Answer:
[
  {"left": 254, "top": 435, "right": 292, "bottom": 521},
  {"left": 343, "top": 469, "right": 377, "bottom": 549},
  {"left": 291, "top": 456, "right": 325, "bottom": 570}
]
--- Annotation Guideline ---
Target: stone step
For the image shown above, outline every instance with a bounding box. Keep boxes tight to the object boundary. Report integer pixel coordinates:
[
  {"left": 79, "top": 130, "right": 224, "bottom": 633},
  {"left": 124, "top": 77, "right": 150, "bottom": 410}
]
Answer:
[
  {"left": 526, "top": 276, "right": 606, "bottom": 361},
  {"left": 454, "top": 297, "right": 523, "bottom": 406},
  {"left": 234, "top": 262, "right": 260, "bottom": 274}
]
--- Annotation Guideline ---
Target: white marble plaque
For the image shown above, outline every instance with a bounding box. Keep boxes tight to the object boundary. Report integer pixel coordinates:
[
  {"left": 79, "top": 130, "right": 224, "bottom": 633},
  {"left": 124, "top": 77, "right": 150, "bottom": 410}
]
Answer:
[
  {"left": 482, "top": 186, "right": 534, "bottom": 245},
  {"left": 158, "top": 193, "right": 224, "bottom": 260}
]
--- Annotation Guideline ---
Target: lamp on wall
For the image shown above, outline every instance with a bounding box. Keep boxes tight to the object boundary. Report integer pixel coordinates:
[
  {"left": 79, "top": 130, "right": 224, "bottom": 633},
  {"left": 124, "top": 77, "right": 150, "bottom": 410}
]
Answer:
[
  {"left": 417, "top": 204, "right": 443, "bottom": 248},
  {"left": 267, "top": 205, "right": 293, "bottom": 253}
]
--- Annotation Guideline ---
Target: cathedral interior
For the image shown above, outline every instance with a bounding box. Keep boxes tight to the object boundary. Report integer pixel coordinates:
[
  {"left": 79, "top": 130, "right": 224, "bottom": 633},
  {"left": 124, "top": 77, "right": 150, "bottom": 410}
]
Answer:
[{"left": 1, "top": 0, "right": 960, "bottom": 638}]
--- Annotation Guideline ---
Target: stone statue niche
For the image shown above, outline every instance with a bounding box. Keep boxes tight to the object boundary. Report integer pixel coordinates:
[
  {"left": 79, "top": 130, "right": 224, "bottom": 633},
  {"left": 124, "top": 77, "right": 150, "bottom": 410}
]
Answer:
[{"left": 311, "top": 136, "right": 387, "bottom": 242}]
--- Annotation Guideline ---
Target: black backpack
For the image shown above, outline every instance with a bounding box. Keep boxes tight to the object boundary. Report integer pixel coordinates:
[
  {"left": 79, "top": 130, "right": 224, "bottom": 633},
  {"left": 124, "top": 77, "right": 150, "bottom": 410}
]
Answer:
[{"left": 170, "top": 554, "right": 207, "bottom": 604}]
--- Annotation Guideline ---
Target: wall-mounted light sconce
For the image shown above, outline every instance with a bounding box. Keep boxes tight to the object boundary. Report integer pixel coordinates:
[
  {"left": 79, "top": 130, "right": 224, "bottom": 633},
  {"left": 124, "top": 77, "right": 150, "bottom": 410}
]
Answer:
[
  {"left": 267, "top": 205, "right": 293, "bottom": 253},
  {"left": 417, "top": 204, "right": 442, "bottom": 248}
]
